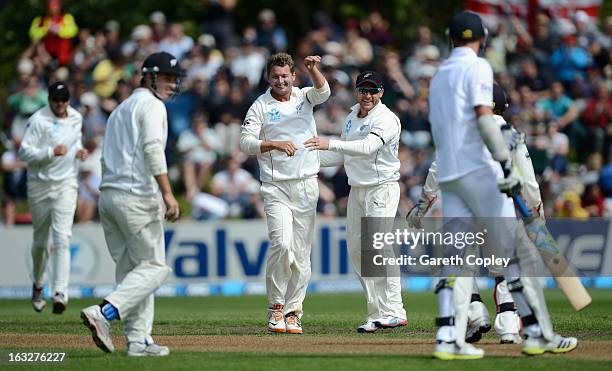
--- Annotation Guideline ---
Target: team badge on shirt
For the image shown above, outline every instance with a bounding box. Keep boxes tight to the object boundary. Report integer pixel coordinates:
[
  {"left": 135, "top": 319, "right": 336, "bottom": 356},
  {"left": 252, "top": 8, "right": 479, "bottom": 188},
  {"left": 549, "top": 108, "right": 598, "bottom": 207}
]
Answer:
[
  {"left": 268, "top": 108, "right": 281, "bottom": 122},
  {"left": 296, "top": 102, "right": 304, "bottom": 114}
]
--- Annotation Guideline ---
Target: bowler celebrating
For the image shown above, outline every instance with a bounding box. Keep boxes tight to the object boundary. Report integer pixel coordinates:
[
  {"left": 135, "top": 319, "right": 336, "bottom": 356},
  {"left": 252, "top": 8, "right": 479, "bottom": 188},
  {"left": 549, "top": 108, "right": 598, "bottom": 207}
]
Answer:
[{"left": 240, "top": 53, "right": 330, "bottom": 334}]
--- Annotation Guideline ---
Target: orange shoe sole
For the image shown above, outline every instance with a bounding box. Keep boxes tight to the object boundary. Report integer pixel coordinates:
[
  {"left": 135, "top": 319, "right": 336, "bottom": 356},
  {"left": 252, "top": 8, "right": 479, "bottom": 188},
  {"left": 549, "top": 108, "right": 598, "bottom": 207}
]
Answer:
[
  {"left": 268, "top": 327, "right": 286, "bottom": 333},
  {"left": 286, "top": 329, "right": 303, "bottom": 334}
]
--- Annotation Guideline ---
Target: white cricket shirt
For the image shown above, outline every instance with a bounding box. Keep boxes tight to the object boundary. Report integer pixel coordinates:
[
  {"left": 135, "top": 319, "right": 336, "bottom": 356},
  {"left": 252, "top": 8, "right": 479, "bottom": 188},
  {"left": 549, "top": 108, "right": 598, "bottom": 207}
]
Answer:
[
  {"left": 333, "top": 102, "right": 401, "bottom": 186},
  {"left": 241, "top": 84, "right": 330, "bottom": 182},
  {"left": 425, "top": 115, "right": 541, "bottom": 211},
  {"left": 100, "top": 88, "right": 168, "bottom": 197},
  {"left": 19, "top": 105, "right": 83, "bottom": 184},
  {"left": 428, "top": 47, "right": 495, "bottom": 183}
]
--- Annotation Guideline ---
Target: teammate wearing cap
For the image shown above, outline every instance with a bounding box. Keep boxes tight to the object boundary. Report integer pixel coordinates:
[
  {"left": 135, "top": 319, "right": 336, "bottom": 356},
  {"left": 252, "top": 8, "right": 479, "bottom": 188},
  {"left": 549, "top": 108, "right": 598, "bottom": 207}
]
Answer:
[
  {"left": 305, "top": 71, "right": 407, "bottom": 333},
  {"left": 426, "top": 11, "right": 578, "bottom": 359},
  {"left": 80, "top": 51, "right": 183, "bottom": 356},
  {"left": 19, "top": 81, "right": 88, "bottom": 315},
  {"left": 240, "top": 53, "right": 330, "bottom": 334}
]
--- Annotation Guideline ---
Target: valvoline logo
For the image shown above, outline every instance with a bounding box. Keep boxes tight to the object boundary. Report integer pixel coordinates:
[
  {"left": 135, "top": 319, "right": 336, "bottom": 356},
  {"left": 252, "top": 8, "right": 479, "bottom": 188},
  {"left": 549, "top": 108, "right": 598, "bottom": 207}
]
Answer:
[{"left": 163, "top": 225, "right": 350, "bottom": 279}]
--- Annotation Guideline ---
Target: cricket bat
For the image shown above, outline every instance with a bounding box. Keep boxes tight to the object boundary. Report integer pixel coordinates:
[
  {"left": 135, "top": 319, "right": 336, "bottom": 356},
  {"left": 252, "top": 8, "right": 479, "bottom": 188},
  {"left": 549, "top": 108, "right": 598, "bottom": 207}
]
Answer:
[{"left": 513, "top": 195, "right": 592, "bottom": 311}]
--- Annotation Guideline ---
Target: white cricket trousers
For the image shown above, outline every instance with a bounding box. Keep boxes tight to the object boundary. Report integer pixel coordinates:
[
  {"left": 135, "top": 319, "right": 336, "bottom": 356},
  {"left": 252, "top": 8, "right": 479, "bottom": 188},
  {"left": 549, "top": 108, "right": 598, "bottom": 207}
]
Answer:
[
  {"left": 261, "top": 177, "right": 318, "bottom": 318},
  {"left": 28, "top": 178, "right": 77, "bottom": 298},
  {"left": 99, "top": 188, "right": 171, "bottom": 344},
  {"left": 347, "top": 182, "right": 406, "bottom": 322}
]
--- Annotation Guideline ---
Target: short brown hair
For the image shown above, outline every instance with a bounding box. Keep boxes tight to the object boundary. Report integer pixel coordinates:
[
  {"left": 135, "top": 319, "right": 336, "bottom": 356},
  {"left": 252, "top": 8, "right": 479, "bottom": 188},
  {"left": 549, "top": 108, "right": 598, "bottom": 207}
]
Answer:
[{"left": 266, "top": 53, "right": 294, "bottom": 76}]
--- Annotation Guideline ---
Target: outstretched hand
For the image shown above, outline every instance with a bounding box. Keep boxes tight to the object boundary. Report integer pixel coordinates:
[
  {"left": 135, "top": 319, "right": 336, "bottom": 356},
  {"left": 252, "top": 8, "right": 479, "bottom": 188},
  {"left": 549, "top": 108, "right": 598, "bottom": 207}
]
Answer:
[{"left": 304, "top": 137, "right": 329, "bottom": 150}]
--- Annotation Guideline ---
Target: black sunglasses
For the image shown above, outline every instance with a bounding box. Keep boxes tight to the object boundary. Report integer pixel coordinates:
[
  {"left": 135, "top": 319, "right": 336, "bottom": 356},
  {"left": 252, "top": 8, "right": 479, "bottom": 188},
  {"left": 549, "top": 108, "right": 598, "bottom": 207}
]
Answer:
[
  {"left": 357, "top": 87, "right": 381, "bottom": 95},
  {"left": 51, "top": 97, "right": 69, "bottom": 103}
]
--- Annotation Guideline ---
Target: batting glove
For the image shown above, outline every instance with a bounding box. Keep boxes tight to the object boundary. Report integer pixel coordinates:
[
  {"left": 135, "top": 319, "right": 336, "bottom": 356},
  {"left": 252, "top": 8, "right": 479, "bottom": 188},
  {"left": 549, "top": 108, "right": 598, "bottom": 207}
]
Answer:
[
  {"left": 497, "top": 160, "right": 522, "bottom": 197},
  {"left": 501, "top": 125, "right": 525, "bottom": 152},
  {"left": 406, "top": 194, "right": 436, "bottom": 229}
]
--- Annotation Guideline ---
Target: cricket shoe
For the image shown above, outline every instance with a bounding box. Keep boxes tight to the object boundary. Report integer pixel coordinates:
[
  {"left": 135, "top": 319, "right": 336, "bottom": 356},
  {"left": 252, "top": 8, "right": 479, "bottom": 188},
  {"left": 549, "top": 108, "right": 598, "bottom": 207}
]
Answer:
[
  {"left": 52, "top": 292, "right": 67, "bottom": 314},
  {"left": 81, "top": 305, "right": 115, "bottom": 353},
  {"left": 285, "top": 312, "right": 303, "bottom": 334},
  {"left": 31, "top": 284, "right": 46, "bottom": 313},
  {"left": 127, "top": 342, "right": 170, "bottom": 357},
  {"left": 466, "top": 301, "right": 491, "bottom": 343},
  {"left": 374, "top": 315, "right": 408, "bottom": 329},
  {"left": 522, "top": 334, "right": 578, "bottom": 355},
  {"left": 357, "top": 321, "right": 378, "bottom": 333},
  {"left": 267, "top": 304, "right": 286, "bottom": 333},
  {"left": 433, "top": 341, "right": 485, "bottom": 360}
]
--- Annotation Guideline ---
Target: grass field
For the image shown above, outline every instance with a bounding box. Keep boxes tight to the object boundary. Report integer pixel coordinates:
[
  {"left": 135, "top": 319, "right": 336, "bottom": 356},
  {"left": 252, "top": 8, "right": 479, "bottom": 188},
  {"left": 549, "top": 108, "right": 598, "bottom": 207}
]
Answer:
[{"left": 1, "top": 289, "right": 611, "bottom": 370}]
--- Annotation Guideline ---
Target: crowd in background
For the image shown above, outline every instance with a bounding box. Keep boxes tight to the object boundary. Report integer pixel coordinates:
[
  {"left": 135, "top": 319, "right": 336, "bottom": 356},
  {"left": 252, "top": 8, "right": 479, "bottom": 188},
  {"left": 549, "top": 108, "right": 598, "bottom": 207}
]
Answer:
[{"left": 1, "top": 0, "right": 611, "bottom": 226}]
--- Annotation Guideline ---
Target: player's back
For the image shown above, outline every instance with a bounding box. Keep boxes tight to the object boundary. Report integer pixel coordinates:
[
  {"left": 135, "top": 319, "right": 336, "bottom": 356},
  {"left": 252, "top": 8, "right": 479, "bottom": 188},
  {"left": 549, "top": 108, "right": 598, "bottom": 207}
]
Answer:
[
  {"left": 100, "top": 88, "right": 168, "bottom": 197},
  {"left": 428, "top": 47, "right": 495, "bottom": 183}
]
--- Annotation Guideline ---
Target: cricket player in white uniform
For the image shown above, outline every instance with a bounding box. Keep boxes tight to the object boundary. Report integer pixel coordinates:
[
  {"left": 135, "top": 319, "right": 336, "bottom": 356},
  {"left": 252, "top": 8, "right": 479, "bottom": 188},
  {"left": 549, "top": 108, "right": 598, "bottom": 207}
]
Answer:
[
  {"left": 427, "top": 11, "right": 577, "bottom": 359},
  {"left": 305, "top": 71, "right": 407, "bottom": 333},
  {"left": 240, "top": 53, "right": 330, "bottom": 334},
  {"left": 81, "top": 52, "right": 182, "bottom": 356},
  {"left": 408, "top": 84, "right": 531, "bottom": 345},
  {"left": 19, "top": 82, "right": 88, "bottom": 314}
]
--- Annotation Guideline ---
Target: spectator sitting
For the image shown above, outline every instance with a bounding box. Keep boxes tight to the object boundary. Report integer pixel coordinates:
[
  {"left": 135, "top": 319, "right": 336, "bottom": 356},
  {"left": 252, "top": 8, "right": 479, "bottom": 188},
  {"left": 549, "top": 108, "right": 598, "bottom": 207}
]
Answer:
[
  {"left": 535, "top": 121, "right": 569, "bottom": 177},
  {"left": 186, "top": 34, "right": 224, "bottom": 81},
  {"left": 231, "top": 27, "right": 267, "bottom": 88},
  {"left": 79, "top": 92, "right": 106, "bottom": 142},
  {"left": 555, "top": 190, "right": 589, "bottom": 219},
  {"left": 361, "top": 11, "right": 391, "bottom": 47},
  {"left": 210, "top": 157, "right": 259, "bottom": 218},
  {"left": 515, "top": 58, "right": 551, "bottom": 99},
  {"left": 92, "top": 47, "right": 129, "bottom": 98},
  {"left": 177, "top": 112, "right": 221, "bottom": 201},
  {"left": 549, "top": 28, "right": 592, "bottom": 87},
  {"left": 7, "top": 76, "right": 47, "bottom": 140},
  {"left": 149, "top": 11, "right": 167, "bottom": 43},
  {"left": 123, "top": 24, "right": 158, "bottom": 62},
  {"left": 582, "top": 82, "right": 611, "bottom": 154},
  {"left": 581, "top": 183, "right": 605, "bottom": 217},
  {"left": 536, "top": 81, "right": 584, "bottom": 153},
  {"left": 159, "top": 23, "right": 193, "bottom": 61},
  {"left": 255, "top": 9, "right": 287, "bottom": 53},
  {"left": 342, "top": 28, "right": 373, "bottom": 67}
]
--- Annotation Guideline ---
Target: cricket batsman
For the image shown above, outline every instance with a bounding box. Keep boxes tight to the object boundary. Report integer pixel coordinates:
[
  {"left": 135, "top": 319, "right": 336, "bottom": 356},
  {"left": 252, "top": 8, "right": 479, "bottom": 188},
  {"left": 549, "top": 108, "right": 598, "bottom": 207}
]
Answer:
[
  {"left": 304, "top": 71, "right": 407, "bottom": 333},
  {"left": 19, "top": 82, "right": 88, "bottom": 314},
  {"left": 408, "top": 84, "right": 538, "bottom": 345},
  {"left": 240, "top": 53, "right": 330, "bottom": 334},
  {"left": 426, "top": 11, "right": 578, "bottom": 359},
  {"left": 80, "top": 51, "right": 182, "bottom": 356}
]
